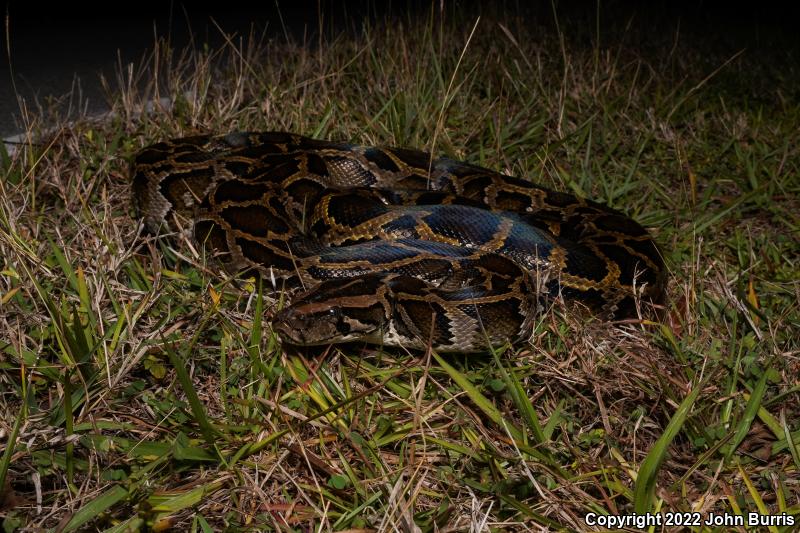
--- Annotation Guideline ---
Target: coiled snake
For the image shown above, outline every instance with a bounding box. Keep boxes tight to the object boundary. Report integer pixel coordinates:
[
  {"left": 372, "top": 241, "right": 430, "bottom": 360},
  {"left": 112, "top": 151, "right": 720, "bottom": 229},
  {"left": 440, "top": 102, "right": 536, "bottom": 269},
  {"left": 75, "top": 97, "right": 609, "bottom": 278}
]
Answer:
[{"left": 132, "top": 132, "right": 665, "bottom": 352}]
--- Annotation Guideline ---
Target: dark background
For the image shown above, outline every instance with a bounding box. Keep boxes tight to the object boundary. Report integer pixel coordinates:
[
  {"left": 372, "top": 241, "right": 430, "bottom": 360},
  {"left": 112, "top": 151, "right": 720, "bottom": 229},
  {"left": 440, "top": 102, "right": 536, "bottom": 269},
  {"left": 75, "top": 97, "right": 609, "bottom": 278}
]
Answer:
[{"left": 1, "top": 0, "right": 797, "bottom": 138}]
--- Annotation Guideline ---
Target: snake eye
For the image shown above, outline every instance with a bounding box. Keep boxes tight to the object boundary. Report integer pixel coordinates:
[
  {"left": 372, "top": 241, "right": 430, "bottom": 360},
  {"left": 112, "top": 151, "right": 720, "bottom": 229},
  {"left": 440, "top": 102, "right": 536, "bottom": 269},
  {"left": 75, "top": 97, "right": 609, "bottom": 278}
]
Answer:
[{"left": 327, "top": 307, "right": 351, "bottom": 335}]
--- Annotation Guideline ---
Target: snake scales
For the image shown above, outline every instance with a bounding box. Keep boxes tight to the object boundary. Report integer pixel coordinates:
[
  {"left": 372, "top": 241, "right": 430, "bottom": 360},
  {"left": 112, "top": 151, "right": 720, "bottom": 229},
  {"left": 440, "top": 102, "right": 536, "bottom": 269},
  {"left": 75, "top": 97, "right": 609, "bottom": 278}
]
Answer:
[{"left": 132, "top": 131, "right": 665, "bottom": 352}]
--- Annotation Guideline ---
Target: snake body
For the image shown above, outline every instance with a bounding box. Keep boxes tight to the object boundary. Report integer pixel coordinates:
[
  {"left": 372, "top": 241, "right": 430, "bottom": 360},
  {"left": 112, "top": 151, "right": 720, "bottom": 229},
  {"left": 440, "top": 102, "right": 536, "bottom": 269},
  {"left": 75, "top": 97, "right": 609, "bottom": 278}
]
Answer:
[{"left": 132, "top": 131, "right": 665, "bottom": 352}]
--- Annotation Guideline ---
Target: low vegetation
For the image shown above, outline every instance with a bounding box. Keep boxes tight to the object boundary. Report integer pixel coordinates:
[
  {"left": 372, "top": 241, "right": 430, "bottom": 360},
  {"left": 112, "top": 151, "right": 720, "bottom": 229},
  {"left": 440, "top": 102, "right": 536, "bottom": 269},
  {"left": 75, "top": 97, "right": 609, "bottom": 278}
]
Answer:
[{"left": 0, "top": 5, "right": 797, "bottom": 531}]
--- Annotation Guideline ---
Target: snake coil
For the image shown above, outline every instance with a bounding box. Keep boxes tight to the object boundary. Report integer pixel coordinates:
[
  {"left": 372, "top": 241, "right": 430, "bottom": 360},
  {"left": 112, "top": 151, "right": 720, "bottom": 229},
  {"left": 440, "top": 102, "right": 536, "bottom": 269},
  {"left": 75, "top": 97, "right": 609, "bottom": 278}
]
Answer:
[{"left": 133, "top": 131, "right": 665, "bottom": 352}]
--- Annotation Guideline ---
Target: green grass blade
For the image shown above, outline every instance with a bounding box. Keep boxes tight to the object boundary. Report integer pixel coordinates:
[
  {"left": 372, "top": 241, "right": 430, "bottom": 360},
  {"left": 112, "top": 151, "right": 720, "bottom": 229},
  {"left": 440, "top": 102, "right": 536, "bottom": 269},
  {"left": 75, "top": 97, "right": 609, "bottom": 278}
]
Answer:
[
  {"left": 431, "top": 351, "right": 522, "bottom": 442},
  {"left": 162, "top": 340, "right": 220, "bottom": 447},
  {"left": 247, "top": 278, "right": 264, "bottom": 360},
  {"left": 738, "top": 463, "right": 780, "bottom": 533},
  {"left": 543, "top": 400, "right": 564, "bottom": 441},
  {"left": 781, "top": 412, "right": 800, "bottom": 470},
  {"left": 492, "top": 349, "right": 546, "bottom": 444},
  {"left": 102, "top": 517, "right": 145, "bottom": 533},
  {"left": 725, "top": 369, "right": 769, "bottom": 462},
  {"left": 148, "top": 478, "right": 225, "bottom": 514},
  {"left": 633, "top": 384, "right": 701, "bottom": 513},
  {"left": 61, "top": 485, "right": 130, "bottom": 532},
  {"left": 0, "top": 374, "right": 26, "bottom": 501}
]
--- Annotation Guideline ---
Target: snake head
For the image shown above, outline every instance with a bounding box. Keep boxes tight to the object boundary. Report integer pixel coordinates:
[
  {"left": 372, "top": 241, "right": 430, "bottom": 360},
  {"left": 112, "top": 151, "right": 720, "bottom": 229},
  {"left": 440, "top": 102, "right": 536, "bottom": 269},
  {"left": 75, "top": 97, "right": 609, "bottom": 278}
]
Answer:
[{"left": 272, "top": 275, "right": 393, "bottom": 346}]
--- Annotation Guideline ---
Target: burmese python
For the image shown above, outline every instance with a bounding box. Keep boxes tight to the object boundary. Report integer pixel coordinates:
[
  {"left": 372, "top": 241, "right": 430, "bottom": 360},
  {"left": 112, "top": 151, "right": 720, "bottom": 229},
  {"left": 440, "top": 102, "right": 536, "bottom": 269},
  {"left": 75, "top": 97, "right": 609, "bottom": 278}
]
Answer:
[{"left": 132, "top": 131, "right": 665, "bottom": 352}]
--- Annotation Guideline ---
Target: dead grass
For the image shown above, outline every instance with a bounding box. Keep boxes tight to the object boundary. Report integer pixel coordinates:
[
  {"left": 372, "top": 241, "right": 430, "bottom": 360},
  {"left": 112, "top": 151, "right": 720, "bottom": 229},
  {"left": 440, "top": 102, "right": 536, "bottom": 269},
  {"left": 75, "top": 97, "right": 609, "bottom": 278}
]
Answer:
[{"left": 0, "top": 5, "right": 798, "bottom": 532}]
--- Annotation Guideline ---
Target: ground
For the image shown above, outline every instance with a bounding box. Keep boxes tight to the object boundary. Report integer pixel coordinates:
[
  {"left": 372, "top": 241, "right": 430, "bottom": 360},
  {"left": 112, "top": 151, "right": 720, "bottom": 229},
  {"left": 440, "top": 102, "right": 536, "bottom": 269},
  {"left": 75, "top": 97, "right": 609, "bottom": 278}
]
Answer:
[{"left": 0, "top": 5, "right": 798, "bottom": 532}]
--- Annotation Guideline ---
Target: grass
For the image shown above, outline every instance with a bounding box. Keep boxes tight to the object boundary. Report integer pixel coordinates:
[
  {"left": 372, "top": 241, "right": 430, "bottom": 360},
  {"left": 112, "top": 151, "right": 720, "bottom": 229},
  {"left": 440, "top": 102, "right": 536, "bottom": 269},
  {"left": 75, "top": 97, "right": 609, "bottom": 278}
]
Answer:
[{"left": 1, "top": 5, "right": 798, "bottom": 531}]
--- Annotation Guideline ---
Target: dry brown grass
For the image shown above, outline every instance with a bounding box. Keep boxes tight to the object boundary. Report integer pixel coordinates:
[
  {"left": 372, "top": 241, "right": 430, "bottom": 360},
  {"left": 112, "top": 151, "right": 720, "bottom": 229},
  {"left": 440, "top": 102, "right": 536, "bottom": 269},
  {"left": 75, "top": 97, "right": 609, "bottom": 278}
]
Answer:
[{"left": 1, "top": 6, "right": 798, "bottom": 532}]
